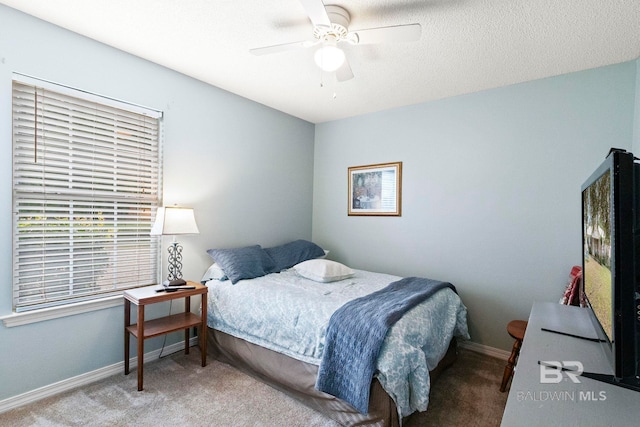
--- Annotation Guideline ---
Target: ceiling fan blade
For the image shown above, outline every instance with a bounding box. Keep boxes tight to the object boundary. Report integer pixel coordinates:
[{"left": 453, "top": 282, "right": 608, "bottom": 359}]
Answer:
[
  {"left": 298, "top": 0, "right": 331, "bottom": 28},
  {"left": 352, "top": 23, "right": 421, "bottom": 45},
  {"left": 250, "top": 40, "right": 312, "bottom": 56},
  {"left": 336, "top": 58, "right": 354, "bottom": 82}
]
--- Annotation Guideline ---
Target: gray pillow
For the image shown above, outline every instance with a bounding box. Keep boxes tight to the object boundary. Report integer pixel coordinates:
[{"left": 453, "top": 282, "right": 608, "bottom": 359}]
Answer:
[
  {"left": 264, "top": 240, "right": 325, "bottom": 273},
  {"left": 207, "top": 245, "right": 275, "bottom": 284}
]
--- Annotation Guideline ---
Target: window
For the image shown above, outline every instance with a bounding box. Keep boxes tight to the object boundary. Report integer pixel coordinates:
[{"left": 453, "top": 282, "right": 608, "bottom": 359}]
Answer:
[{"left": 12, "top": 75, "right": 162, "bottom": 312}]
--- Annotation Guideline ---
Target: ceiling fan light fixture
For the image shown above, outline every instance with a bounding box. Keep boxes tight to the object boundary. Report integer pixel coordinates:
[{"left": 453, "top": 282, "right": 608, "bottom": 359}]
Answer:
[{"left": 314, "top": 44, "right": 345, "bottom": 72}]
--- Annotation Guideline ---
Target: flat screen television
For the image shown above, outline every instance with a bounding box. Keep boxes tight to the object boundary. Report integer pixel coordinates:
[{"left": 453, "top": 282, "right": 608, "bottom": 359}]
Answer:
[{"left": 581, "top": 148, "right": 640, "bottom": 390}]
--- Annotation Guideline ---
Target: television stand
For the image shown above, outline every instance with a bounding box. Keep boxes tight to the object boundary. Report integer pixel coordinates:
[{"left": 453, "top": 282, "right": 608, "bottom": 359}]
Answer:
[
  {"left": 580, "top": 372, "right": 640, "bottom": 393},
  {"left": 501, "top": 302, "right": 640, "bottom": 426},
  {"left": 540, "top": 327, "right": 606, "bottom": 342}
]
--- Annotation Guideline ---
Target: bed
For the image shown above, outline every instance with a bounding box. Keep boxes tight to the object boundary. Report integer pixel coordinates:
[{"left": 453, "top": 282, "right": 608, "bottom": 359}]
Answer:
[{"left": 201, "top": 240, "right": 469, "bottom": 426}]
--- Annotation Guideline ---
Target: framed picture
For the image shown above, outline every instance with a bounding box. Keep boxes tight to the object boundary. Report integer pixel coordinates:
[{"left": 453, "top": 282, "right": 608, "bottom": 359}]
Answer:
[{"left": 348, "top": 162, "right": 402, "bottom": 216}]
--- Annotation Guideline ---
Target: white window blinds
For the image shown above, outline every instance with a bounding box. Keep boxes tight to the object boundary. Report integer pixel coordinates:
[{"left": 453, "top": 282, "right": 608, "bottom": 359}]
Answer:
[{"left": 12, "top": 77, "right": 163, "bottom": 312}]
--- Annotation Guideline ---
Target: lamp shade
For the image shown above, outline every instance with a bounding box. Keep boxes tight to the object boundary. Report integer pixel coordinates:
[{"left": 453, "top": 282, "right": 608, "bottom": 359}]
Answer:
[{"left": 150, "top": 206, "right": 200, "bottom": 236}]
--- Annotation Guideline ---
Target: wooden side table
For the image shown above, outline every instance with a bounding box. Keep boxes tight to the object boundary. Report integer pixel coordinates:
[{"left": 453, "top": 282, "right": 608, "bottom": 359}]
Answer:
[{"left": 124, "top": 281, "right": 208, "bottom": 391}]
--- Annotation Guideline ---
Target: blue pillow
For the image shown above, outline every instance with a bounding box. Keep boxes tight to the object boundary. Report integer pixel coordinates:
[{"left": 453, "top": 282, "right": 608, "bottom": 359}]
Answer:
[
  {"left": 264, "top": 240, "right": 325, "bottom": 273},
  {"left": 206, "top": 245, "right": 275, "bottom": 284}
]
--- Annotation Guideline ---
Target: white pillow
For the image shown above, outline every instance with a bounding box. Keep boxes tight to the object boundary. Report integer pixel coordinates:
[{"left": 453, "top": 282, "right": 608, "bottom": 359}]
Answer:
[
  {"left": 294, "top": 259, "right": 354, "bottom": 283},
  {"left": 200, "top": 262, "right": 228, "bottom": 282}
]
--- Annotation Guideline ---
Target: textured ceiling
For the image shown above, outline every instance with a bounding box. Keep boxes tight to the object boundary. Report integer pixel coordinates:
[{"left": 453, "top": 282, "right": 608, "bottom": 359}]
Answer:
[{"left": 2, "top": 0, "right": 639, "bottom": 123}]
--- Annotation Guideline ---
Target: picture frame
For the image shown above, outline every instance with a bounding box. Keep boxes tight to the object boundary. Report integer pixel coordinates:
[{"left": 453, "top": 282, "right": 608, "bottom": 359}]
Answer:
[{"left": 348, "top": 162, "right": 402, "bottom": 216}]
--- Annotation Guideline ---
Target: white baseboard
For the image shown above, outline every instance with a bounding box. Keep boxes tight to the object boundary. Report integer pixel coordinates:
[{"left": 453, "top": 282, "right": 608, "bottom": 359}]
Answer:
[
  {"left": 0, "top": 337, "right": 199, "bottom": 414},
  {"left": 459, "top": 340, "right": 510, "bottom": 361}
]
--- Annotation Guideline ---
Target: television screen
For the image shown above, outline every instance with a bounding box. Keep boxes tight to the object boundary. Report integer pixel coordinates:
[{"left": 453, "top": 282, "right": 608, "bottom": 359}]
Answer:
[
  {"left": 582, "top": 168, "right": 613, "bottom": 343},
  {"left": 581, "top": 149, "right": 640, "bottom": 386}
]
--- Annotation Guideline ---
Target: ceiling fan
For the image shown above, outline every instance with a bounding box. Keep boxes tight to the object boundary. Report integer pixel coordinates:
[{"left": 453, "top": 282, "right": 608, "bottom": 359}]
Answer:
[{"left": 250, "top": 0, "right": 422, "bottom": 82}]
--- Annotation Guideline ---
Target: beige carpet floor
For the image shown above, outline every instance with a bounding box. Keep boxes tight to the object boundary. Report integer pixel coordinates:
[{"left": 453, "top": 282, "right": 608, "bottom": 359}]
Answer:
[
  {"left": 411, "top": 349, "right": 509, "bottom": 426},
  {"left": 0, "top": 347, "right": 508, "bottom": 426}
]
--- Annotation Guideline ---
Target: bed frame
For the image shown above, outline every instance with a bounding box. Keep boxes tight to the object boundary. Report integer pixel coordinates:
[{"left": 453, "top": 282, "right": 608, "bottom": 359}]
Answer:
[{"left": 208, "top": 328, "right": 458, "bottom": 426}]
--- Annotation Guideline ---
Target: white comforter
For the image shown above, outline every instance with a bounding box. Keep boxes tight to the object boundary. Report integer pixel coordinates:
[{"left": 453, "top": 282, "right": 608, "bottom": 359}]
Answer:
[{"left": 205, "top": 268, "right": 469, "bottom": 417}]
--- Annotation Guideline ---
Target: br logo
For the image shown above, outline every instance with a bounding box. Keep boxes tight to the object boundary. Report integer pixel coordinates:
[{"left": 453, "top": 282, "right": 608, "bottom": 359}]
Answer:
[{"left": 539, "top": 361, "right": 584, "bottom": 384}]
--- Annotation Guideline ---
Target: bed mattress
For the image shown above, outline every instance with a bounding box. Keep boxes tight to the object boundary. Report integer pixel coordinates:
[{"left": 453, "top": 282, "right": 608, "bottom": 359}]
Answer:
[{"left": 205, "top": 268, "right": 468, "bottom": 418}]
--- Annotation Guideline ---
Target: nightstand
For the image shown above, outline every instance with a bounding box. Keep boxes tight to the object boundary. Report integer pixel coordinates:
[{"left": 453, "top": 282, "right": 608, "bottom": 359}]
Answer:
[{"left": 123, "top": 281, "right": 208, "bottom": 391}]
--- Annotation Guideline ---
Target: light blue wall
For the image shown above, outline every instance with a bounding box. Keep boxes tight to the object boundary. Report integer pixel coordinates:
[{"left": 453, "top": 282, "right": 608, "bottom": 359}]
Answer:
[
  {"left": 0, "top": 5, "right": 314, "bottom": 401},
  {"left": 312, "top": 61, "right": 637, "bottom": 351}
]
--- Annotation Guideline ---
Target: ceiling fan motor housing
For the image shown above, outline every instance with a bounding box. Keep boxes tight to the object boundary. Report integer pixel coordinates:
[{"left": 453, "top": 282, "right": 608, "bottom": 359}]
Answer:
[{"left": 313, "top": 5, "right": 351, "bottom": 42}]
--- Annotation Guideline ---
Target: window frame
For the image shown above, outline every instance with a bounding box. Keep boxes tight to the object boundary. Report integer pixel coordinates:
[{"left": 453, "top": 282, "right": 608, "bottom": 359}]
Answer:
[{"left": 10, "top": 73, "right": 163, "bottom": 319}]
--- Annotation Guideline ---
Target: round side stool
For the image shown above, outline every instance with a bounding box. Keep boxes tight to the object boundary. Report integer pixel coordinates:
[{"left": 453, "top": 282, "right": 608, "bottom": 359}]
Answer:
[{"left": 500, "top": 320, "right": 527, "bottom": 392}]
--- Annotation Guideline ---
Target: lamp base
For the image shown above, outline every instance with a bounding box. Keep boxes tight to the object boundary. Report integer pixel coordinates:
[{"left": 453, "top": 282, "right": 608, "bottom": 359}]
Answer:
[{"left": 167, "top": 242, "right": 183, "bottom": 281}]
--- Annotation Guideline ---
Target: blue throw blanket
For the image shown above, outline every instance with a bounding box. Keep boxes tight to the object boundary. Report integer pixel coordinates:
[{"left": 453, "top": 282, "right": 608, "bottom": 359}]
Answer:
[{"left": 315, "top": 277, "right": 456, "bottom": 414}]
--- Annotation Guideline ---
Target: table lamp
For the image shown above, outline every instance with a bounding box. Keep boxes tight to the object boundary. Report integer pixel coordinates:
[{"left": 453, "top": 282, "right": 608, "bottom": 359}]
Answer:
[{"left": 150, "top": 205, "right": 200, "bottom": 280}]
